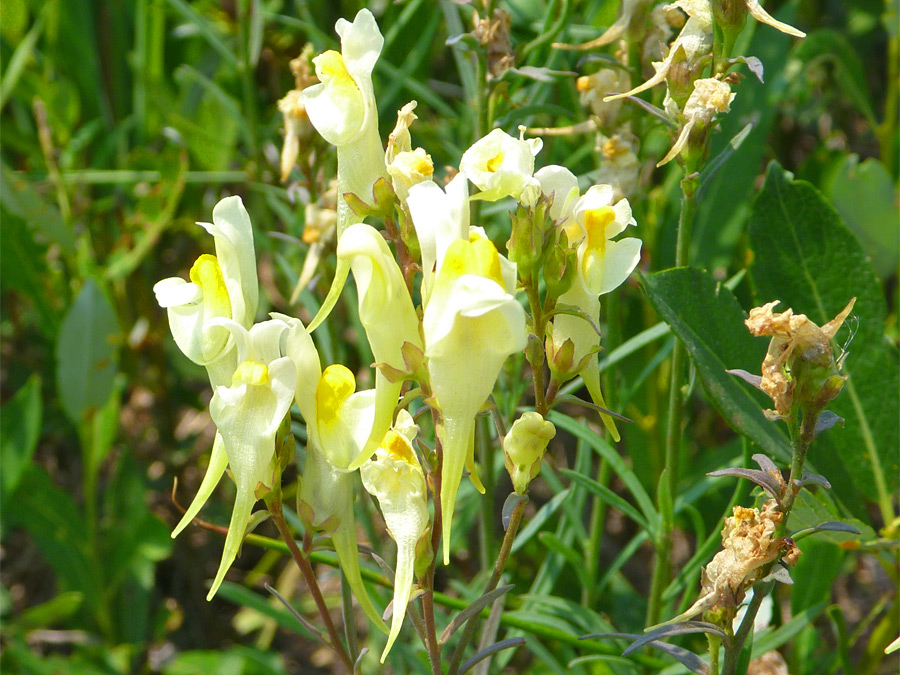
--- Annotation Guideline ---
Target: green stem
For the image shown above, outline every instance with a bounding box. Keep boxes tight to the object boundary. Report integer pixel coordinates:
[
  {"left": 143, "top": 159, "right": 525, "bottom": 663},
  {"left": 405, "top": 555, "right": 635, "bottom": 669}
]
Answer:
[
  {"left": 447, "top": 497, "right": 527, "bottom": 675},
  {"left": 236, "top": 0, "right": 259, "bottom": 164},
  {"left": 646, "top": 171, "right": 697, "bottom": 627},
  {"left": 477, "top": 418, "right": 497, "bottom": 569}
]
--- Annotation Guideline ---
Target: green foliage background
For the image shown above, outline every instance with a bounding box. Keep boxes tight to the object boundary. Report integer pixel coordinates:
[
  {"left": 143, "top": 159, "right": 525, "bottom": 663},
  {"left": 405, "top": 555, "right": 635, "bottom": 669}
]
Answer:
[{"left": 1, "top": 0, "right": 897, "bottom": 673}]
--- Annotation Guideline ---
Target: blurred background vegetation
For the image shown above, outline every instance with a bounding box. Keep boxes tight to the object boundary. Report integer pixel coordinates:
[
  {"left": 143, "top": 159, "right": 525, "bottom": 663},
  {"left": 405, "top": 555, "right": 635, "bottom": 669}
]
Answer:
[{"left": 1, "top": 0, "right": 897, "bottom": 673}]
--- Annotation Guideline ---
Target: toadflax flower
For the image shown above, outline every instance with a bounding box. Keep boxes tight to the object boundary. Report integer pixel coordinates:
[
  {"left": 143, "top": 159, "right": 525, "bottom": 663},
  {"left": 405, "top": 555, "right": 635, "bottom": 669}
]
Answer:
[
  {"left": 278, "top": 314, "right": 387, "bottom": 630},
  {"left": 300, "top": 8, "right": 388, "bottom": 331},
  {"left": 743, "top": 298, "right": 855, "bottom": 421},
  {"left": 406, "top": 173, "right": 471, "bottom": 305},
  {"left": 360, "top": 411, "right": 429, "bottom": 662},
  {"left": 385, "top": 101, "right": 434, "bottom": 203},
  {"left": 171, "top": 317, "right": 297, "bottom": 601},
  {"left": 423, "top": 230, "right": 527, "bottom": 563},
  {"left": 537, "top": 173, "right": 642, "bottom": 440},
  {"left": 153, "top": 196, "right": 258, "bottom": 387},
  {"left": 337, "top": 223, "right": 424, "bottom": 470},
  {"left": 460, "top": 128, "right": 543, "bottom": 205}
]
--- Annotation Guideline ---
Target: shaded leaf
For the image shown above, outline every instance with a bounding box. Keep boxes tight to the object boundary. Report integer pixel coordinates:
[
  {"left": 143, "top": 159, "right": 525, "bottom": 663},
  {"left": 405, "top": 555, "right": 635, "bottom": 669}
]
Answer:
[
  {"left": 459, "top": 637, "right": 526, "bottom": 675},
  {"left": 623, "top": 621, "right": 727, "bottom": 656},
  {"left": 561, "top": 468, "right": 651, "bottom": 532},
  {"left": 812, "top": 410, "right": 844, "bottom": 439},
  {"left": 583, "top": 632, "right": 710, "bottom": 674},
  {"left": 641, "top": 268, "right": 791, "bottom": 461},
  {"left": 54, "top": 279, "right": 120, "bottom": 426},
  {"left": 440, "top": 585, "right": 514, "bottom": 645},
  {"left": 0, "top": 375, "right": 42, "bottom": 505}
]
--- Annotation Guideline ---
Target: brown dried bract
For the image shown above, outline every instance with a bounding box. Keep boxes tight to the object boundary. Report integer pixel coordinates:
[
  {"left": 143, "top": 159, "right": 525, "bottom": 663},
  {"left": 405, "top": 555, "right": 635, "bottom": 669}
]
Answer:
[
  {"left": 472, "top": 9, "right": 514, "bottom": 79},
  {"left": 745, "top": 298, "right": 855, "bottom": 419}
]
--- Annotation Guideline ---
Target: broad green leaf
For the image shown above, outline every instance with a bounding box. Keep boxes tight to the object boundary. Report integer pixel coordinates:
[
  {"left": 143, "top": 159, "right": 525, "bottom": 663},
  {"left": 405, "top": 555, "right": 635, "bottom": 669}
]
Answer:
[
  {"left": 747, "top": 163, "right": 899, "bottom": 516},
  {"left": 0, "top": 375, "right": 42, "bottom": 505},
  {"left": 641, "top": 267, "right": 791, "bottom": 462},
  {"left": 825, "top": 155, "right": 899, "bottom": 280},
  {"left": 54, "top": 279, "right": 120, "bottom": 426},
  {"left": 790, "top": 539, "right": 844, "bottom": 616}
]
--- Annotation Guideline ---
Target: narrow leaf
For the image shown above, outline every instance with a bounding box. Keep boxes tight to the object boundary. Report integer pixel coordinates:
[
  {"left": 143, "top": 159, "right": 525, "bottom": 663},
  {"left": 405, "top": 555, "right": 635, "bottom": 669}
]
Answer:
[
  {"left": 549, "top": 412, "right": 660, "bottom": 538},
  {"left": 583, "top": 632, "right": 710, "bottom": 675},
  {"left": 459, "top": 637, "right": 526, "bottom": 674},
  {"left": 439, "top": 585, "right": 514, "bottom": 645},
  {"left": 561, "top": 469, "right": 650, "bottom": 531}
]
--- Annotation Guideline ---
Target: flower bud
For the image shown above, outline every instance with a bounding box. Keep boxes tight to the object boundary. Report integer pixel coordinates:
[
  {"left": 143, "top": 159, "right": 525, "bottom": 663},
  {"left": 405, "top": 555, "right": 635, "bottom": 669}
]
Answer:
[
  {"left": 507, "top": 198, "right": 549, "bottom": 278},
  {"left": 542, "top": 230, "right": 577, "bottom": 300},
  {"left": 503, "top": 412, "right": 556, "bottom": 495}
]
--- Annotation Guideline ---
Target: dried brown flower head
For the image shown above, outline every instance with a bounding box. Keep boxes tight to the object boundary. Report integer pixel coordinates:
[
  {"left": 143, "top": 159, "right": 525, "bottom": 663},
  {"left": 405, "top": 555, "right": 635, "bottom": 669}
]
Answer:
[{"left": 745, "top": 299, "right": 855, "bottom": 420}]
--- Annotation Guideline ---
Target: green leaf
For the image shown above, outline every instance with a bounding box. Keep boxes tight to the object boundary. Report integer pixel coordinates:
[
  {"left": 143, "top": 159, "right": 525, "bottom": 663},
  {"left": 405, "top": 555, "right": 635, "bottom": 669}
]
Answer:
[
  {"left": 0, "top": 375, "right": 42, "bottom": 505},
  {"left": 15, "top": 592, "right": 84, "bottom": 631},
  {"left": 0, "top": 163, "right": 75, "bottom": 256},
  {"left": 162, "top": 647, "right": 285, "bottom": 675},
  {"left": 752, "top": 601, "right": 827, "bottom": 657},
  {"left": 747, "top": 163, "right": 899, "bottom": 517},
  {"left": 560, "top": 469, "right": 650, "bottom": 532},
  {"left": 790, "top": 539, "right": 844, "bottom": 616},
  {"left": 824, "top": 155, "right": 900, "bottom": 280},
  {"left": 537, "top": 532, "right": 590, "bottom": 587},
  {"left": 54, "top": 279, "right": 120, "bottom": 427},
  {"left": 641, "top": 267, "right": 791, "bottom": 461},
  {"left": 6, "top": 465, "right": 102, "bottom": 613},
  {"left": 549, "top": 412, "right": 660, "bottom": 539}
]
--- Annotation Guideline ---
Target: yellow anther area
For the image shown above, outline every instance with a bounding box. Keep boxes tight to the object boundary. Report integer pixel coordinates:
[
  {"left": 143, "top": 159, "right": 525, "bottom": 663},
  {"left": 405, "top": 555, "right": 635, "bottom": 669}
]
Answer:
[
  {"left": 442, "top": 237, "right": 504, "bottom": 287},
  {"left": 485, "top": 150, "right": 504, "bottom": 172},
  {"left": 381, "top": 429, "right": 417, "bottom": 465},
  {"left": 316, "top": 364, "right": 356, "bottom": 423},
  {"left": 413, "top": 154, "right": 434, "bottom": 176},
  {"left": 189, "top": 254, "right": 231, "bottom": 316},
  {"left": 584, "top": 206, "right": 617, "bottom": 259},
  {"left": 233, "top": 360, "right": 269, "bottom": 386},
  {"left": 314, "top": 50, "right": 356, "bottom": 88},
  {"left": 576, "top": 76, "right": 592, "bottom": 93}
]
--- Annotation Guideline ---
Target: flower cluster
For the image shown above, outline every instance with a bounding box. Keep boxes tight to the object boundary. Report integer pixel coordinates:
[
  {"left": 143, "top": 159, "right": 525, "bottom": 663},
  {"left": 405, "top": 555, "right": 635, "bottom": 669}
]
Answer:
[{"left": 158, "top": 8, "right": 642, "bottom": 658}]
